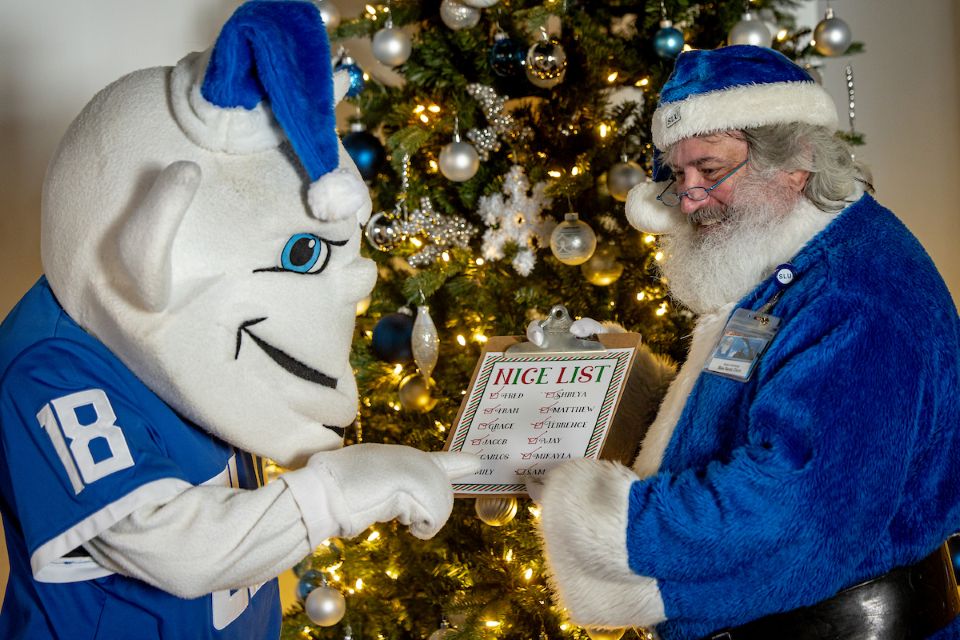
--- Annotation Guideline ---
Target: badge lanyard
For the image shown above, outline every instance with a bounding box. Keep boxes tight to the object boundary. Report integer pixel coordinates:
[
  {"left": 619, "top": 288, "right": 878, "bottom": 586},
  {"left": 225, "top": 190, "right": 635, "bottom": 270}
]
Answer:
[{"left": 704, "top": 264, "right": 795, "bottom": 382}]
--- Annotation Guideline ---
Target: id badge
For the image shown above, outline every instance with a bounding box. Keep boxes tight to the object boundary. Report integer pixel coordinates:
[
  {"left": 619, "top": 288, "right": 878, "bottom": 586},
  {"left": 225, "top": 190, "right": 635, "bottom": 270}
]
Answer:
[{"left": 705, "top": 308, "right": 780, "bottom": 382}]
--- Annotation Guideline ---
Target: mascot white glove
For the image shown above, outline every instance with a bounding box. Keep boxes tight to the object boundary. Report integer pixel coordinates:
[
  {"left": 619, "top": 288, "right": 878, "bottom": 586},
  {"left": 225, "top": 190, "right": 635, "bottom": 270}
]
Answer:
[
  {"left": 288, "top": 444, "right": 479, "bottom": 542},
  {"left": 525, "top": 317, "right": 608, "bottom": 347}
]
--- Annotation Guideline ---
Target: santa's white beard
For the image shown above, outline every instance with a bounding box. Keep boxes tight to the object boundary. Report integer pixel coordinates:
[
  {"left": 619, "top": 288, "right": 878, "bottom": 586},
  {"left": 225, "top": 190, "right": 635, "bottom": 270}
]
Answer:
[{"left": 658, "top": 175, "right": 836, "bottom": 314}]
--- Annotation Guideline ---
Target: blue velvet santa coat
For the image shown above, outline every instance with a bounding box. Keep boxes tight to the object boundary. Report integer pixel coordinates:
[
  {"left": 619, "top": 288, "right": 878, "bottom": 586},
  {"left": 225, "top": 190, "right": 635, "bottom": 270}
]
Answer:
[{"left": 539, "top": 194, "right": 960, "bottom": 639}]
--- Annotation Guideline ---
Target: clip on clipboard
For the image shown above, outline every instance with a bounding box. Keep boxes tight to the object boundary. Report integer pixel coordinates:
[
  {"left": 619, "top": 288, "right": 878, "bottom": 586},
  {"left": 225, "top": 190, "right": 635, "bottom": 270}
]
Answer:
[{"left": 444, "top": 305, "right": 652, "bottom": 497}]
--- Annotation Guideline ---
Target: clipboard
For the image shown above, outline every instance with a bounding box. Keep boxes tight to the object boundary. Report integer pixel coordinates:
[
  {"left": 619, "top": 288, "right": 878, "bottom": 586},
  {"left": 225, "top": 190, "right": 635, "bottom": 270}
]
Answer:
[{"left": 444, "top": 306, "right": 651, "bottom": 497}]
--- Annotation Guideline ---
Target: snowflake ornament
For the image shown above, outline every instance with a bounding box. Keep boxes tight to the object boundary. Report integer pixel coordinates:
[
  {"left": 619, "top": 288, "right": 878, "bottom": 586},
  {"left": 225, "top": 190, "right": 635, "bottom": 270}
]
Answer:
[{"left": 478, "top": 165, "right": 555, "bottom": 276}]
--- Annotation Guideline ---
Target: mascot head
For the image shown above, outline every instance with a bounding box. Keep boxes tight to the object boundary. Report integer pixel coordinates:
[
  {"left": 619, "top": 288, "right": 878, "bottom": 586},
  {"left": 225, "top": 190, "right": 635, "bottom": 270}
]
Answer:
[{"left": 40, "top": 1, "right": 376, "bottom": 467}]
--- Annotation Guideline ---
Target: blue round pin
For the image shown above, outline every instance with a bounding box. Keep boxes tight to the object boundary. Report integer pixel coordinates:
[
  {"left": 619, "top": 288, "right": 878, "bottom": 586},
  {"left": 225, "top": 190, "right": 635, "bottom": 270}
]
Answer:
[{"left": 774, "top": 263, "right": 796, "bottom": 289}]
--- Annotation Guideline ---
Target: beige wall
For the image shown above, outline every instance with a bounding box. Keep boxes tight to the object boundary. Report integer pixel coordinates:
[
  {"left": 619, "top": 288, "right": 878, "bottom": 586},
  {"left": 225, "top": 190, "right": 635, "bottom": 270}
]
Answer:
[{"left": 0, "top": 0, "right": 957, "bottom": 613}]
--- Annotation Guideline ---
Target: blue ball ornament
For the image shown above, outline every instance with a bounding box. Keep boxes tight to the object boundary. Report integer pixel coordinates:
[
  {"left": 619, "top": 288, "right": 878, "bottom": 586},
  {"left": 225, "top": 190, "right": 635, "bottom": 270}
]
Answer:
[
  {"left": 371, "top": 312, "right": 415, "bottom": 363},
  {"left": 654, "top": 22, "right": 684, "bottom": 59},
  {"left": 342, "top": 124, "right": 385, "bottom": 181},
  {"left": 336, "top": 60, "right": 365, "bottom": 97},
  {"left": 489, "top": 34, "right": 525, "bottom": 77},
  {"left": 297, "top": 569, "right": 326, "bottom": 601}
]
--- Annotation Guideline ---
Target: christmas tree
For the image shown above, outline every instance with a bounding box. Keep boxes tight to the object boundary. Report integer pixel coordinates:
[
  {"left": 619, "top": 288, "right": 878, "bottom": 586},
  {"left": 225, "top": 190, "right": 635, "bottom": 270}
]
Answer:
[{"left": 282, "top": 1, "right": 857, "bottom": 638}]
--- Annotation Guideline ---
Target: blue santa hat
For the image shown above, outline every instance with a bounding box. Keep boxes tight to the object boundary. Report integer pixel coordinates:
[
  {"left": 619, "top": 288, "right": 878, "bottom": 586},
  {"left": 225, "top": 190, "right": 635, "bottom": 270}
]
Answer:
[
  {"left": 176, "top": 0, "right": 369, "bottom": 223},
  {"left": 626, "top": 45, "right": 838, "bottom": 234}
]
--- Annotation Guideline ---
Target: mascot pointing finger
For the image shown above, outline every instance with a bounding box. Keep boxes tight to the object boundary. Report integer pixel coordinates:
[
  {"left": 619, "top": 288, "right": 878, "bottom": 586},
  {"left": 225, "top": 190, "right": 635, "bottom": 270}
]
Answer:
[{"left": 0, "top": 2, "right": 478, "bottom": 638}]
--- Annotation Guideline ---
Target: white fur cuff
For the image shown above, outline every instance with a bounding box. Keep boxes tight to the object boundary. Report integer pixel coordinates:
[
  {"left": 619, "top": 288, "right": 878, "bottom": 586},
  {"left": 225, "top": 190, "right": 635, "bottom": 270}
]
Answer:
[
  {"left": 625, "top": 181, "right": 685, "bottom": 234},
  {"left": 539, "top": 459, "right": 667, "bottom": 628},
  {"left": 280, "top": 465, "right": 341, "bottom": 549}
]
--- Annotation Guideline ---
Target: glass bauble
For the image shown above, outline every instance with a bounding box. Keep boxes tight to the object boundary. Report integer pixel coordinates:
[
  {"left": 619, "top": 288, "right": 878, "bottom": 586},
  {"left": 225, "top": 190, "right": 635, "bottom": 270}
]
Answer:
[
  {"left": 489, "top": 33, "right": 525, "bottom": 77},
  {"left": 372, "top": 26, "right": 412, "bottom": 67},
  {"left": 812, "top": 8, "right": 852, "bottom": 56},
  {"left": 304, "top": 585, "right": 346, "bottom": 626},
  {"left": 371, "top": 312, "right": 415, "bottom": 363},
  {"left": 342, "top": 124, "right": 385, "bottom": 181},
  {"left": 550, "top": 212, "right": 597, "bottom": 266},
  {"left": 335, "top": 58, "right": 365, "bottom": 97},
  {"left": 581, "top": 243, "right": 624, "bottom": 286},
  {"left": 475, "top": 496, "right": 518, "bottom": 526},
  {"left": 311, "top": 0, "right": 340, "bottom": 30},
  {"left": 439, "top": 140, "right": 480, "bottom": 182},
  {"left": 728, "top": 12, "right": 772, "bottom": 47},
  {"left": 398, "top": 373, "right": 438, "bottom": 413},
  {"left": 364, "top": 211, "right": 402, "bottom": 252},
  {"left": 440, "top": 0, "right": 481, "bottom": 30},
  {"left": 525, "top": 38, "right": 567, "bottom": 89},
  {"left": 653, "top": 21, "right": 684, "bottom": 59},
  {"left": 607, "top": 160, "right": 644, "bottom": 202}
]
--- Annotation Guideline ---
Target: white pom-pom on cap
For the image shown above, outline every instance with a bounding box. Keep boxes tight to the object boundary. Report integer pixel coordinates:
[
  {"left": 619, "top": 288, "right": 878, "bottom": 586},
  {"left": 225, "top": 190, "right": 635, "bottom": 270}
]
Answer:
[
  {"left": 624, "top": 180, "right": 686, "bottom": 234},
  {"left": 307, "top": 168, "right": 373, "bottom": 224}
]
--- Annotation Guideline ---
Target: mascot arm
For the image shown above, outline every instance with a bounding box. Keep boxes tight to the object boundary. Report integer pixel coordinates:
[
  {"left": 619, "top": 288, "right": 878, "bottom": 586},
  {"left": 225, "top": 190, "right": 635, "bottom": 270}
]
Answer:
[
  {"left": 540, "top": 299, "right": 919, "bottom": 627},
  {"left": 84, "top": 479, "right": 318, "bottom": 599}
]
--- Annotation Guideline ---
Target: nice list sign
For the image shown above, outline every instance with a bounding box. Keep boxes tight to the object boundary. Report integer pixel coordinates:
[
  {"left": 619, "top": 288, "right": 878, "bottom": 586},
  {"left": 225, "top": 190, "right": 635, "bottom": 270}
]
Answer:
[{"left": 446, "top": 333, "right": 647, "bottom": 496}]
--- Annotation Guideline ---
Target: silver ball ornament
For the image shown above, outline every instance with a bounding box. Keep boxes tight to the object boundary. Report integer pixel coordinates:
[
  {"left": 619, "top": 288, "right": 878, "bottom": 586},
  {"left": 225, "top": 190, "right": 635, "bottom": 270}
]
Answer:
[
  {"left": 372, "top": 26, "right": 412, "bottom": 67},
  {"left": 439, "top": 140, "right": 480, "bottom": 182},
  {"left": 462, "top": 0, "right": 499, "bottom": 6},
  {"left": 525, "top": 38, "right": 567, "bottom": 89},
  {"left": 304, "top": 585, "right": 346, "bottom": 626},
  {"left": 813, "top": 8, "right": 852, "bottom": 57},
  {"left": 475, "top": 496, "right": 518, "bottom": 526},
  {"left": 364, "top": 211, "right": 402, "bottom": 251},
  {"left": 440, "top": 0, "right": 481, "bottom": 30},
  {"left": 728, "top": 12, "right": 772, "bottom": 47},
  {"left": 311, "top": 0, "right": 341, "bottom": 30},
  {"left": 606, "top": 160, "right": 644, "bottom": 202},
  {"left": 550, "top": 212, "right": 597, "bottom": 266}
]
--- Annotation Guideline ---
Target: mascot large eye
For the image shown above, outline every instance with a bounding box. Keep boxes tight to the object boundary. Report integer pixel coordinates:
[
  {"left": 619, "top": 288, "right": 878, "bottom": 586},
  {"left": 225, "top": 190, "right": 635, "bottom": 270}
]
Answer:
[{"left": 281, "top": 233, "right": 329, "bottom": 274}]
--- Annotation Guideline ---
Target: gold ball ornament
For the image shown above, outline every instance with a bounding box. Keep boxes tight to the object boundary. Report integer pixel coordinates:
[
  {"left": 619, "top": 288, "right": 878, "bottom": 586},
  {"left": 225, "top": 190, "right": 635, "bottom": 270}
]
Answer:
[
  {"left": 581, "top": 243, "right": 624, "bottom": 286},
  {"left": 398, "top": 373, "right": 438, "bottom": 413},
  {"left": 474, "top": 496, "right": 518, "bottom": 526},
  {"left": 585, "top": 629, "right": 626, "bottom": 640}
]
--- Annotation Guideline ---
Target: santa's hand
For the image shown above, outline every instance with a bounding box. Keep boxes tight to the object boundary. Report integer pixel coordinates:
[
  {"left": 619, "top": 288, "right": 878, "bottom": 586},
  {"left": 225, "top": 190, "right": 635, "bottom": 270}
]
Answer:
[
  {"left": 303, "top": 444, "right": 480, "bottom": 540},
  {"left": 526, "top": 317, "right": 609, "bottom": 347}
]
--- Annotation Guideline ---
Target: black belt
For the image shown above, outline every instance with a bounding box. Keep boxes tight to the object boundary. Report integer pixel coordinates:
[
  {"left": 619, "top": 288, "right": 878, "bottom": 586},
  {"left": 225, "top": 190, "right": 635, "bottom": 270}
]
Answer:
[{"left": 702, "top": 543, "right": 960, "bottom": 640}]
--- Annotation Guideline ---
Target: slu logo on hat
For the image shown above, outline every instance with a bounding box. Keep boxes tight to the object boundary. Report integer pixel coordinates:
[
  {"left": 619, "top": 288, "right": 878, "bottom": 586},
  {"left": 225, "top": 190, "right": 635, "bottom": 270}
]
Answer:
[{"left": 665, "top": 107, "right": 682, "bottom": 128}]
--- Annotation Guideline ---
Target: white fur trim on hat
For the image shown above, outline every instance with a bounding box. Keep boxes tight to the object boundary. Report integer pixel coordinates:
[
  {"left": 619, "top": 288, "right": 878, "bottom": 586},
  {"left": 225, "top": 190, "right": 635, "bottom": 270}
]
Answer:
[
  {"left": 625, "top": 180, "right": 686, "bottom": 234},
  {"left": 170, "top": 50, "right": 285, "bottom": 154},
  {"left": 652, "top": 81, "right": 838, "bottom": 150},
  {"left": 307, "top": 168, "right": 373, "bottom": 224}
]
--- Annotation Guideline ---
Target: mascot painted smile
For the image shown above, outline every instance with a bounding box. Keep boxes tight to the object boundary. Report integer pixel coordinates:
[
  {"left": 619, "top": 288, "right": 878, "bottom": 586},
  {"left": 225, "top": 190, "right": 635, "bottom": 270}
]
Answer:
[{"left": 0, "top": 2, "right": 478, "bottom": 638}]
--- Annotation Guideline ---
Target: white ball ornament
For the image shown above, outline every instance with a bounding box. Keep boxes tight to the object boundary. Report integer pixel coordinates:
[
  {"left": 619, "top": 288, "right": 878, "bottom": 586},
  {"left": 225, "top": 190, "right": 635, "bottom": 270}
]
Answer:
[
  {"left": 439, "top": 139, "right": 480, "bottom": 182},
  {"left": 812, "top": 7, "right": 852, "bottom": 57},
  {"left": 372, "top": 23, "right": 412, "bottom": 67},
  {"left": 728, "top": 12, "right": 772, "bottom": 47},
  {"left": 462, "top": 0, "right": 499, "bottom": 7},
  {"left": 304, "top": 584, "right": 346, "bottom": 626},
  {"left": 440, "top": 0, "right": 481, "bottom": 30},
  {"left": 550, "top": 212, "right": 597, "bottom": 266}
]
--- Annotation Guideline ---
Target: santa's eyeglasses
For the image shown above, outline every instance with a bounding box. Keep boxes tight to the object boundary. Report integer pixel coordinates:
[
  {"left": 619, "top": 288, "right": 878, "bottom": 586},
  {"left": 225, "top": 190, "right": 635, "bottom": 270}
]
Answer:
[{"left": 657, "top": 159, "right": 748, "bottom": 207}]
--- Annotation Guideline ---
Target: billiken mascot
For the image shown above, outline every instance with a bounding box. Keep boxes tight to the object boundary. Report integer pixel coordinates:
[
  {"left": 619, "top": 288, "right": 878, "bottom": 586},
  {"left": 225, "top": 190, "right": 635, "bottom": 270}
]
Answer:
[{"left": 0, "top": 2, "right": 478, "bottom": 638}]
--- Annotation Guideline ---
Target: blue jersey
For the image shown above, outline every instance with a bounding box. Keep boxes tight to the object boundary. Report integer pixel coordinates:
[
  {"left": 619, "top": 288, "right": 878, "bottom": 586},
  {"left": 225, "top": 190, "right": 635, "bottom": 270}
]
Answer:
[{"left": 0, "top": 278, "right": 281, "bottom": 639}]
